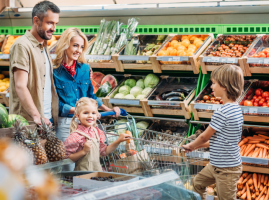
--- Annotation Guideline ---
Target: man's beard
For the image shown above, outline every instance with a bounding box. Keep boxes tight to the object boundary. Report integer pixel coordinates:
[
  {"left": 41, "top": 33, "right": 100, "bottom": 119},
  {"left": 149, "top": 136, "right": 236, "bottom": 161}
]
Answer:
[{"left": 37, "top": 22, "right": 52, "bottom": 40}]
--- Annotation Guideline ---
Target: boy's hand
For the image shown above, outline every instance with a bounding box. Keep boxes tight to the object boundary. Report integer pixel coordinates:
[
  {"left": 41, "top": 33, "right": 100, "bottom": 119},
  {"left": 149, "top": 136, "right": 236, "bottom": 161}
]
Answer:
[
  {"left": 117, "top": 133, "right": 131, "bottom": 143},
  {"left": 82, "top": 140, "right": 92, "bottom": 154},
  {"left": 182, "top": 144, "right": 194, "bottom": 153}
]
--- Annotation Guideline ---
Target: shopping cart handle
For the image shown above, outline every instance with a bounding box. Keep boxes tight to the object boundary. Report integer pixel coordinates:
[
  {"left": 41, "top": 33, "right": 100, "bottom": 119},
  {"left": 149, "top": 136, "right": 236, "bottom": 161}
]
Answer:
[{"left": 100, "top": 108, "right": 128, "bottom": 117}]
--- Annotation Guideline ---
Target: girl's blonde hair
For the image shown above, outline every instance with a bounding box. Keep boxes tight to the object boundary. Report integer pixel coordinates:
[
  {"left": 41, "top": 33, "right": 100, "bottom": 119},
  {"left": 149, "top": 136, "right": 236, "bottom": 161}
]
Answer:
[
  {"left": 211, "top": 64, "right": 244, "bottom": 101},
  {"left": 53, "top": 28, "right": 88, "bottom": 68},
  {"left": 69, "top": 97, "right": 98, "bottom": 134}
]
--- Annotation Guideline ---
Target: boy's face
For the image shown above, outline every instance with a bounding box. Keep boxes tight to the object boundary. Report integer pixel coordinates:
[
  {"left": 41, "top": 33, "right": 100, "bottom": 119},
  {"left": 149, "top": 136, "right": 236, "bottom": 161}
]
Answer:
[
  {"left": 211, "top": 79, "right": 226, "bottom": 98},
  {"left": 76, "top": 105, "right": 98, "bottom": 128}
]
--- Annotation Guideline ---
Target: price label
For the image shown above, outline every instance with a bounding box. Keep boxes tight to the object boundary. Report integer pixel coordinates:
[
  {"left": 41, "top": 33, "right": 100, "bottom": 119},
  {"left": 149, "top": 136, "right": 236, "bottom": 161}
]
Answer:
[
  {"left": 172, "top": 57, "right": 182, "bottom": 61},
  {"left": 249, "top": 108, "right": 258, "bottom": 114},
  {"left": 264, "top": 59, "right": 269, "bottom": 64},
  {"left": 207, "top": 105, "right": 212, "bottom": 110},
  {"left": 0, "top": 54, "right": 9, "bottom": 59},
  {"left": 258, "top": 59, "right": 264, "bottom": 64},
  {"left": 211, "top": 57, "right": 220, "bottom": 62},
  {"left": 227, "top": 58, "right": 237, "bottom": 63},
  {"left": 220, "top": 58, "right": 227, "bottom": 63},
  {"left": 243, "top": 108, "right": 249, "bottom": 114}
]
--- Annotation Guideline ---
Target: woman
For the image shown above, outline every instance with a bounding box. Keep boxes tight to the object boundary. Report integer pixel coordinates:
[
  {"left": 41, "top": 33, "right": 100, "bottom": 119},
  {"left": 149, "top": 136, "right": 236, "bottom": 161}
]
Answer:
[{"left": 53, "top": 27, "right": 120, "bottom": 144}]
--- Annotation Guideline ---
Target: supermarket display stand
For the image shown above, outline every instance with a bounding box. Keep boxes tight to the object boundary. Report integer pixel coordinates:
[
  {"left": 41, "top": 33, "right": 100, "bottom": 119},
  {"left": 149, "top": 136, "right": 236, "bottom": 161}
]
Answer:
[{"left": 243, "top": 56, "right": 269, "bottom": 77}]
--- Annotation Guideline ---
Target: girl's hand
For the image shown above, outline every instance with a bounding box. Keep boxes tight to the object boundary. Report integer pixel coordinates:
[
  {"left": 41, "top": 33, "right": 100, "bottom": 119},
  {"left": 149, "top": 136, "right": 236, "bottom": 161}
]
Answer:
[
  {"left": 117, "top": 133, "right": 131, "bottom": 143},
  {"left": 82, "top": 140, "right": 92, "bottom": 154},
  {"left": 182, "top": 144, "right": 194, "bottom": 153}
]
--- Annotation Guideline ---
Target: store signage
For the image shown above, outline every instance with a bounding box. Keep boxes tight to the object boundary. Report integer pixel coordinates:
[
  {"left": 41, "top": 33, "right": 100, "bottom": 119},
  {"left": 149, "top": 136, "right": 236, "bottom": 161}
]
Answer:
[
  {"left": 86, "top": 55, "right": 111, "bottom": 60},
  {"left": 156, "top": 56, "right": 189, "bottom": 61},
  {"left": 203, "top": 56, "right": 238, "bottom": 63}
]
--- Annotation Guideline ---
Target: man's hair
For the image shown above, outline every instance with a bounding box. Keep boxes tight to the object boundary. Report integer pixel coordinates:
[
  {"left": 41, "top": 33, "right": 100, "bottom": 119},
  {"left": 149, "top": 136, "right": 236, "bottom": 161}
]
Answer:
[
  {"left": 32, "top": 1, "right": 60, "bottom": 22},
  {"left": 211, "top": 64, "right": 244, "bottom": 101}
]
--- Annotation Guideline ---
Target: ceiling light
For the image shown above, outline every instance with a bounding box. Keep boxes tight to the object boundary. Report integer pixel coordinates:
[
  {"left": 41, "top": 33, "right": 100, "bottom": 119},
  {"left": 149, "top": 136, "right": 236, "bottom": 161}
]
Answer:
[
  {"left": 220, "top": 1, "right": 269, "bottom": 6},
  {"left": 104, "top": 4, "right": 156, "bottom": 10},
  {"left": 159, "top": 2, "right": 218, "bottom": 8},
  {"left": 18, "top": 7, "right": 33, "bottom": 12}
]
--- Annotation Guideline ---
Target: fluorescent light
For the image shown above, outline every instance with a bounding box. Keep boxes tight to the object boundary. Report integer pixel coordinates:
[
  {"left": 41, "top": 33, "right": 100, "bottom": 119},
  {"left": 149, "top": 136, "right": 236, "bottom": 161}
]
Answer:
[
  {"left": 104, "top": 4, "right": 156, "bottom": 10},
  {"left": 159, "top": 2, "right": 218, "bottom": 8},
  {"left": 18, "top": 7, "right": 33, "bottom": 12},
  {"left": 60, "top": 5, "right": 102, "bottom": 11},
  {"left": 220, "top": 1, "right": 269, "bottom": 6}
]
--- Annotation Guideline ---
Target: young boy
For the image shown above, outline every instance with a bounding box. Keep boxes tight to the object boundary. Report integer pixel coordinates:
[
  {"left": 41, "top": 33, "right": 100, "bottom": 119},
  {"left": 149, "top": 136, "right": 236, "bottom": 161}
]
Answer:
[{"left": 183, "top": 64, "right": 244, "bottom": 200}]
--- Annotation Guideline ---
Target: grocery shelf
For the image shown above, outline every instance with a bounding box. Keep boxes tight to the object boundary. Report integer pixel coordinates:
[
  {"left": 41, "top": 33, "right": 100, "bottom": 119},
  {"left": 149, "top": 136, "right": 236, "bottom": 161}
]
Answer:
[{"left": 0, "top": 27, "right": 12, "bottom": 35}]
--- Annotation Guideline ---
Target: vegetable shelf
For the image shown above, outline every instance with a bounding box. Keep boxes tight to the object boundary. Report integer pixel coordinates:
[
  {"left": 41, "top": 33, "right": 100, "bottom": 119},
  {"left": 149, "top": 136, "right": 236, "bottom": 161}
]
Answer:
[{"left": 199, "top": 34, "right": 260, "bottom": 76}]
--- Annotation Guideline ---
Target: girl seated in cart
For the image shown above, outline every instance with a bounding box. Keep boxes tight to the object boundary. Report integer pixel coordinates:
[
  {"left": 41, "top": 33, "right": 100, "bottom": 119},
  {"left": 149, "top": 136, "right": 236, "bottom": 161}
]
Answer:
[{"left": 64, "top": 97, "right": 130, "bottom": 171}]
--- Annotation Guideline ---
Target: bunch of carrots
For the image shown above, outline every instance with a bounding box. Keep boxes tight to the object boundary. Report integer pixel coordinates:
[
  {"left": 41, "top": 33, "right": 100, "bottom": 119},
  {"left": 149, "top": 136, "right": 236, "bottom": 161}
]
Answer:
[
  {"left": 237, "top": 172, "right": 269, "bottom": 200},
  {"left": 239, "top": 134, "right": 269, "bottom": 158}
]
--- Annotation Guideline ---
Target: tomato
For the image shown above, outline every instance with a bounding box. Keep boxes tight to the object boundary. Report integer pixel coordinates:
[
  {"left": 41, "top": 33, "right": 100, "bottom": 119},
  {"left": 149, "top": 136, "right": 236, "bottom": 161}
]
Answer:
[
  {"left": 266, "top": 97, "right": 269, "bottom": 101},
  {"left": 258, "top": 52, "right": 266, "bottom": 58},
  {"left": 251, "top": 99, "right": 254, "bottom": 103},
  {"left": 206, "top": 100, "right": 211, "bottom": 103},
  {"left": 244, "top": 100, "right": 253, "bottom": 106},
  {"left": 259, "top": 100, "right": 265, "bottom": 106},
  {"left": 200, "top": 100, "right": 205, "bottom": 103},
  {"left": 258, "top": 96, "right": 262, "bottom": 100},
  {"left": 215, "top": 97, "right": 222, "bottom": 101},
  {"left": 239, "top": 101, "right": 244, "bottom": 105},
  {"left": 220, "top": 100, "right": 223, "bottom": 104},
  {"left": 255, "top": 98, "right": 260, "bottom": 102},
  {"left": 261, "top": 98, "right": 266, "bottom": 102},
  {"left": 246, "top": 88, "right": 254, "bottom": 96},
  {"left": 253, "top": 95, "right": 257, "bottom": 100},
  {"left": 203, "top": 95, "right": 210, "bottom": 101},
  {"left": 254, "top": 102, "right": 259, "bottom": 106},
  {"left": 263, "top": 102, "right": 267, "bottom": 107},
  {"left": 267, "top": 102, "right": 269, "bottom": 107},
  {"left": 255, "top": 89, "right": 263, "bottom": 96},
  {"left": 210, "top": 97, "right": 216, "bottom": 101},
  {"left": 262, "top": 91, "right": 269, "bottom": 98},
  {"left": 214, "top": 101, "right": 220, "bottom": 104}
]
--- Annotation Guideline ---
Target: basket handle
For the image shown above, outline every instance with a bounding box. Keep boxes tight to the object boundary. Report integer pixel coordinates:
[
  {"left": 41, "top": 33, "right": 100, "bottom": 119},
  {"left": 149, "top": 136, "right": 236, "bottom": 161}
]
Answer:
[{"left": 100, "top": 108, "right": 128, "bottom": 117}]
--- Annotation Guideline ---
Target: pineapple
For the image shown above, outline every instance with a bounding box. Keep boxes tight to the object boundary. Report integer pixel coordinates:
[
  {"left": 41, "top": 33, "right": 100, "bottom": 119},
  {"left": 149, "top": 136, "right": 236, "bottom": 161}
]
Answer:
[
  {"left": 38, "top": 119, "right": 66, "bottom": 162},
  {"left": 26, "top": 128, "right": 47, "bottom": 165},
  {"left": 13, "top": 119, "right": 34, "bottom": 163}
]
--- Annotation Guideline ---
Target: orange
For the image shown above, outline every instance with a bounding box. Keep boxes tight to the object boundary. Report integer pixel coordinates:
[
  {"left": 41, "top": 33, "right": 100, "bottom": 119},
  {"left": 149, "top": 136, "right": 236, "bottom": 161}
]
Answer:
[
  {"left": 186, "top": 52, "right": 194, "bottom": 56},
  {"left": 187, "top": 48, "right": 196, "bottom": 53},
  {"left": 177, "top": 46, "right": 186, "bottom": 51},
  {"left": 169, "top": 49, "right": 177, "bottom": 56},
  {"left": 195, "top": 41, "right": 204, "bottom": 48},
  {"left": 170, "top": 40, "right": 178, "bottom": 45},
  {"left": 158, "top": 50, "right": 169, "bottom": 56},
  {"left": 167, "top": 47, "right": 174, "bottom": 52},
  {"left": 190, "top": 36, "right": 198, "bottom": 41},
  {"left": 188, "top": 44, "right": 197, "bottom": 50},
  {"left": 194, "top": 38, "right": 202, "bottom": 45},
  {"left": 181, "top": 35, "right": 188, "bottom": 41},
  {"left": 181, "top": 39, "right": 190, "bottom": 47},
  {"left": 173, "top": 43, "right": 181, "bottom": 49},
  {"left": 187, "top": 35, "right": 194, "bottom": 39},
  {"left": 162, "top": 47, "right": 167, "bottom": 51},
  {"left": 0, "top": 74, "right": 4, "bottom": 79}
]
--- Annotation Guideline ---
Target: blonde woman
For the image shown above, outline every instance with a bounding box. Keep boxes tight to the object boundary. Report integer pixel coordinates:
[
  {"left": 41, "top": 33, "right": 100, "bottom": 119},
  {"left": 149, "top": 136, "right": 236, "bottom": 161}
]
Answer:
[{"left": 53, "top": 28, "right": 120, "bottom": 161}]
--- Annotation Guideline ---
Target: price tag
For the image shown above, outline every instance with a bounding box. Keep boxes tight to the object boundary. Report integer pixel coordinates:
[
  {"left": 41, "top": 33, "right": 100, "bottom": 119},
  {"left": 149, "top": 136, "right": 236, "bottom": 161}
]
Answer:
[
  {"left": 207, "top": 105, "right": 212, "bottom": 110},
  {"left": 172, "top": 57, "right": 182, "bottom": 61},
  {"left": 220, "top": 58, "right": 227, "bottom": 63},
  {"left": 264, "top": 59, "right": 269, "bottom": 64},
  {"left": 211, "top": 57, "right": 220, "bottom": 62},
  {"left": 0, "top": 54, "right": 9, "bottom": 59},
  {"left": 243, "top": 108, "right": 249, "bottom": 114},
  {"left": 249, "top": 108, "right": 258, "bottom": 114},
  {"left": 227, "top": 58, "right": 237, "bottom": 63},
  {"left": 258, "top": 59, "right": 264, "bottom": 64}
]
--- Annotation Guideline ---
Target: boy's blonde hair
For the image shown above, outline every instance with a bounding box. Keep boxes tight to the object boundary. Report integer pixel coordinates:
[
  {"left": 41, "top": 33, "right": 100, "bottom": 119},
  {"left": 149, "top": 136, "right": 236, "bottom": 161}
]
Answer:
[
  {"left": 211, "top": 64, "right": 244, "bottom": 101},
  {"left": 69, "top": 97, "right": 98, "bottom": 134},
  {"left": 53, "top": 28, "right": 88, "bottom": 68}
]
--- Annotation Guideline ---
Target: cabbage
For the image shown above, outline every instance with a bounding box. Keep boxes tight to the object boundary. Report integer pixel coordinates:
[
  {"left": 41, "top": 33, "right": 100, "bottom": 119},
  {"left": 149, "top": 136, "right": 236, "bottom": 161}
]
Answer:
[
  {"left": 115, "top": 119, "right": 128, "bottom": 134},
  {"left": 130, "top": 86, "right": 143, "bottom": 97},
  {"left": 119, "top": 85, "right": 131, "bottom": 95},
  {"left": 124, "top": 94, "right": 135, "bottom": 99},
  {"left": 142, "top": 87, "right": 152, "bottom": 96},
  {"left": 136, "top": 94, "right": 145, "bottom": 100},
  {"left": 136, "top": 79, "right": 145, "bottom": 89},
  {"left": 114, "top": 93, "right": 125, "bottom": 99},
  {"left": 136, "top": 121, "right": 149, "bottom": 135},
  {"left": 125, "top": 79, "right": 136, "bottom": 88},
  {"left": 144, "top": 74, "right": 159, "bottom": 88}
]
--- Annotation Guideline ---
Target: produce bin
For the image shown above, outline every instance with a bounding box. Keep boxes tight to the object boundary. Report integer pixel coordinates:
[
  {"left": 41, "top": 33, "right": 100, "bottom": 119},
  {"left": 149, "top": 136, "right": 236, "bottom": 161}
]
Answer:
[
  {"left": 238, "top": 80, "right": 269, "bottom": 123},
  {"left": 103, "top": 74, "right": 162, "bottom": 116},
  {"left": 145, "top": 76, "right": 198, "bottom": 119},
  {"left": 0, "top": 88, "right": 9, "bottom": 107},
  {"left": 243, "top": 35, "right": 269, "bottom": 76},
  {"left": 0, "top": 34, "right": 5, "bottom": 53},
  {"left": 155, "top": 34, "right": 214, "bottom": 74},
  {"left": 0, "top": 121, "right": 36, "bottom": 138},
  {"left": 199, "top": 34, "right": 260, "bottom": 75},
  {"left": 117, "top": 34, "right": 170, "bottom": 73},
  {"left": 190, "top": 79, "right": 252, "bottom": 121}
]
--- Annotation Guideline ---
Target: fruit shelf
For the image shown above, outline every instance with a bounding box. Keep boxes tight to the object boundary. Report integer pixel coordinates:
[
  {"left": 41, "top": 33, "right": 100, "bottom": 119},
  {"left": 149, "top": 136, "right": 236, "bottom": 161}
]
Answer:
[
  {"left": 190, "top": 79, "right": 253, "bottom": 121},
  {"left": 243, "top": 35, "right": 269, "bottom": 76},
  {"left": 199, "top": 34, "right": 260, "bottom": 76},
  {"left": 0, "top": 121, "right": 36, "bottom": 138},
  {"left": 155, "top": 34, "right": 214, "bottom": 74},
  {"left": 117, "top": 34, "right": 170, "bottom": 73},
  {"left": 187, "top": 121, "right": 269, "bottom": 174}
]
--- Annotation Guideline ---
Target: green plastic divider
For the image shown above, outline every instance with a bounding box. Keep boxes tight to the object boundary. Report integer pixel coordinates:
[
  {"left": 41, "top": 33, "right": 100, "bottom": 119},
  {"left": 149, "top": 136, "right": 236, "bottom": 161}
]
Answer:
[
  {"left": 200, "top": 73, "right": 211, "bottom": 92},
  {"left": 195, "top": 69, "right": 203, "bottom": 97},
  {"left": 0, "top": 27, "right": 12, "bottom": 35},
  {"left": 134, "top": 24, "right": 221, "bottom": 35},
  {"left": 12, "top": 26, "right": 31, "bottom": 35},
  {"left": 223, "top": 24, "right": 269, "bottom": 34}
]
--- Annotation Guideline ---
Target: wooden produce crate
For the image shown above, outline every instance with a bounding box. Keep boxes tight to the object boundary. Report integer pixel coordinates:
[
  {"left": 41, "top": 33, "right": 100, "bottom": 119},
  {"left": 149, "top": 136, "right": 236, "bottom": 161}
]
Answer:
[
  {"left": 0, "top": 88, "right": 9, "bottom": 107},
  {"left": 154, "top": 34, "right": 214, "bottom": 74},
  {"left": 117, "top": 34, "right": 171, "bottom": 73},
  {"left": 144, "top": 76, "right": 198, "bottom": 119},
  {"left": 242, "top": 35, "right": 269, "bottom": 76},
  {"left": 0, "top": 121, "right": 36, "bottom": 138},
  {"left": 199, "top": 34, "right": 260, "bottom": 76},
  {"left": 190, "top": 79, "right": 253, "bottom": 121},
  {"left": 102, "top": 75, "right": 162, "bottom": 116}
]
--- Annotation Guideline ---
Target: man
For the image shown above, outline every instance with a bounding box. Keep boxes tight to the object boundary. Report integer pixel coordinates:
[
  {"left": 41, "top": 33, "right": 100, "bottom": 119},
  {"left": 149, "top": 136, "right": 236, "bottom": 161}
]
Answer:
[{"left": 9, "top": 1, "right": 60, "bottom": 126}]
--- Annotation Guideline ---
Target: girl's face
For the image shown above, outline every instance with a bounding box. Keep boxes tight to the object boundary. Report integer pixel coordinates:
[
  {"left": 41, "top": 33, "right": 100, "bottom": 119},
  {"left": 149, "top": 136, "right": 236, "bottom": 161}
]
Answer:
[
  {"left": 66, "top": 36, "right": 85, "bottom": 62},
  {"left": 211, "top": 79, "right": 226, "bottom": 98},
  {"left": 76, "top": 105, "right": 98, "bottom": 128}
]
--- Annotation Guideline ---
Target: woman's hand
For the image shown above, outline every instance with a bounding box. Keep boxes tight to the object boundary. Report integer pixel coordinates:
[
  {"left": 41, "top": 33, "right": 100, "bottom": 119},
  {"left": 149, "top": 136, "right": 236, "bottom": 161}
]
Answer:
[
  {"left": 182, "top": 143, "right": 194, "bottom": 153},
  {"left": 82, "top": 140, "right": 92, "bottom": 154},
  {"left": 90, "top": 68, "right": 93, "bottom": 79}
]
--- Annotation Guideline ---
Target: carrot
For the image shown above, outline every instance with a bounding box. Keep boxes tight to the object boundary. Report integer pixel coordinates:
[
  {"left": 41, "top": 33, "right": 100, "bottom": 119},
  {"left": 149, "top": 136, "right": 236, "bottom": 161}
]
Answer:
[
  {"left": 260, "top": 184, "right": 264, "bottom": 192},
  {"left": 264, "top": 187, "right": 269, "bottom": 200},
  {"left": 259, "top": 134, "right": 269, "bottom": 139},
  {"left": 259, "top": 174, "right": 262, "bottom": 188},
  {"left": 247, "top": 137, "right": 266, "bottom": 142},
  {"left": 244, "top": 144, "right": 257, "bottom": 156},
  {"left": 248, "top": 141, "right": 261, "bottom": 144},
  {"left": 241, "top": 145, "right": 247, "bottom": 152},
  {"left": 247, "top": 183, "right": 252, "bottom": 200},
  {"left": 265, "top": 176, "right": 269, "bottom": 186},
  {"left": 242, "top": 185, "right": 247, "bottom": 194},
  {"left": 252, "top": 148, "right": 262, "bottom": 158},
  {"left": 261, "top": 195, "right": 266, "bottom": 200},
  {"left": 238, "top": 176, "right": 244, "bottom": 185},
  {"left": 262, "top": 175, "right": 265, "bottom": 185},
  {"left": 241, "top": 192, "right": 247, "bottom": 199},
  {"left": 258, "top": 191, "right": 262, "bottom": 196},
  {"left": 254, "top": 173, "right": 259, "bottom": 192},
  {"left": 245, "top": 144, "right": 254, "bottom": 152},
  {"left": 257, "top": 186, "right": 267, "bottom": 200},
  {"left": 264, "top": 149, "right": 268, "bottom": 158},
  {"left": 259, "top": 149, "right": 264, "bottom": 158},
  {"left": 244, "top": 174, "right": 254, "bottom": 184},
  {"left": 249, "top": 150, "right": 255, "bottom": 157},
  {"left": 241, "top": 145, "right": 248, "bottom": 156},
  {"left": 250, "top": 185, "right": 254, "bottom": 190},
  {"left": 252, "top": 193, "right": 256, "bottom": 200},
  {"left": 248, "top": 178, "right": 253, "bottom": 186},
  {"left": 243, "top": 173, "right": 249, "bottom": 178},
  {"left": 238, "top": 184, "right": 244, "bottom": 190},
  {"left": 256, "top": 144, "right": 269, "bottom": 150},
  {"left": 237, "top": 191, "right": 242, "bottom": 198},
  {"left": 239, "top": 138, "right": 249, "bottom": 147}
]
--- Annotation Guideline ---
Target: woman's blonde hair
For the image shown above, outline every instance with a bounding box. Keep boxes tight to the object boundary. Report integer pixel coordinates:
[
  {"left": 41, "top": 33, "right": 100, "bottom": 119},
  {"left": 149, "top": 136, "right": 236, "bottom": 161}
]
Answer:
[
  {"left": 53, "top": 28, "right": 88, "bottom": 68},
  {"left": 69, "top": 97, "right": 98, "bottom": 134},
  {"left": 211, "top": 64, "right": 244, "bottom": 101}
]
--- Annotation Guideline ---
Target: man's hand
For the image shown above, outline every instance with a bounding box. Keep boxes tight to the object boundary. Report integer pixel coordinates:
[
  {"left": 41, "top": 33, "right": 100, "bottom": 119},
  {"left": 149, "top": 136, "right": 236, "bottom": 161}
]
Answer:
[
  {"left": 82, "top": 140, "right": 92, "bottom": 154},
  {"left": 33, "top": 116, "right": 51, "bottom": 126},
  {"left": 112, "top": 107, "right": 121, "bottom": 117},
  {"left": 97, "top": 112, "right": 101, "bottom": 119}
]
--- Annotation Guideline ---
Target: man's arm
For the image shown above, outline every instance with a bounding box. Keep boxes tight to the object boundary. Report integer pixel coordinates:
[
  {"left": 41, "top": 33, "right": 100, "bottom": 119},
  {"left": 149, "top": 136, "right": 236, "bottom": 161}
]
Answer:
[{"left": 13, "top": 68, "right": 50, "bottom": 125}]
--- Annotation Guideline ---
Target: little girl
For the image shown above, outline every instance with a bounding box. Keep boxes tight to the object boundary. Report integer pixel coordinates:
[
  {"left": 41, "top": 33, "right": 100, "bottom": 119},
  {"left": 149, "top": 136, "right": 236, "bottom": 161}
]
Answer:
[{"left": 64, "top": 97, "right": 130, "bottom": 171}]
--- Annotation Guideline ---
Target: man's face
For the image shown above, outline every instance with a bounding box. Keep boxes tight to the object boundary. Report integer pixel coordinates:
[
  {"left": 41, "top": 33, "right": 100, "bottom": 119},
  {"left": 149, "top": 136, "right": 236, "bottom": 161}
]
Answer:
[{"left": 36, "top": 10, "right": 59, "bottom": 40}]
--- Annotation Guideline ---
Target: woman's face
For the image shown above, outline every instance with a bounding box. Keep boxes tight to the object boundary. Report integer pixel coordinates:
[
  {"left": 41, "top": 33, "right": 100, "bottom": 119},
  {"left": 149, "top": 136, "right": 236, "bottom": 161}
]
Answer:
[{"left": 66, "top": 36, "right": 85, "bottom": 62}]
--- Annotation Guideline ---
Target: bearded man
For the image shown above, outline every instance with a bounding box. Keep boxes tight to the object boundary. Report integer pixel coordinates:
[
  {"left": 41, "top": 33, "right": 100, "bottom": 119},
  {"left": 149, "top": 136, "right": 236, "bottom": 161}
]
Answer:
[{"left": 9, "top": 1, "right": 60, "bottom": 126}]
